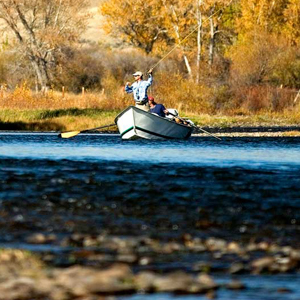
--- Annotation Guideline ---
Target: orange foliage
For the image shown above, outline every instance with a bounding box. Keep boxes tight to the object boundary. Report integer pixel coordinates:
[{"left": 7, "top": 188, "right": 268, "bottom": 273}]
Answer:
[{"left": 0, "top": 82, "right": 130, "bottom": 111}]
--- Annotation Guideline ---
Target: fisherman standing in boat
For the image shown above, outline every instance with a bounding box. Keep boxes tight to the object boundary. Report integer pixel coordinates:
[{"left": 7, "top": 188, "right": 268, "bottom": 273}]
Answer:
[{"left": 125, "top": 68, "right": 153, "bottom": 111}]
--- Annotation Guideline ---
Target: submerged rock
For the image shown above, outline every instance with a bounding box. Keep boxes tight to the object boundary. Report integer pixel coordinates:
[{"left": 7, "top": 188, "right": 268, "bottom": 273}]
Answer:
[
  {"left": 54, "top": 264, "right": 135, "bottom": 296},
  {"left": 26, "top": 233, "right": 57, "bottom": 244},
  {"left": 226, "top": 279, "right": 246, "bottom": 290},
  {"left": 206, "top": 238, "right": 227, "bottom": 251},
  {"left": 251, "top": 257, "right": 275, "bottom": 274},
  {"left": 135, "top": 271, "right": 218, "bottom": 294},
  {"left": 229, "top": 262, "right": 248, "bottom": 274},
  {"left": 0, "top": 278, "right": 47, "bottom": 300}
]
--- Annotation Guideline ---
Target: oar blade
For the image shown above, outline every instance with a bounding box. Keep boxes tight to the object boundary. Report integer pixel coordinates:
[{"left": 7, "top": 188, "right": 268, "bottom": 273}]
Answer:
[{"left": 59, "top": 130, "right": 81, "bottom": 139}]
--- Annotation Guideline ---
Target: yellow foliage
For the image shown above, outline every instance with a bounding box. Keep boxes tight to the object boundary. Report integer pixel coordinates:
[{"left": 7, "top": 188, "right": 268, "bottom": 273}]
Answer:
[
  {"left": 0, "top": 85, "right": 110, "bottom": 111},
  {"left": 148, "top": 72, "right": 213, "bottom": 114},
  {"left": 100, "top": 0, "right": 168, "bottom": 54},
  {"left": 227, "top": 32, "right": 277, "bottom": 85},
  {"left": 237, "top": 0, "right": 287, "bottom": 35},
  {"left": 237, "top": 0, "right": 300, "bottom": 47},
  {"left": 283, "top": 0, "right": 300, "bottom": 46}
]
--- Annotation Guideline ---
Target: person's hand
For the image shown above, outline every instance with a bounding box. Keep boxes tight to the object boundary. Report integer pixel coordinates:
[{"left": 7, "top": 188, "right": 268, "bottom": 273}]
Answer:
[
  {"left": 147, "top": 68, "right": 153, "bottom": 75},
  {"left": 164, "top": 109, "right": 169, "bottom": 115},
  {"left": 126, "top": 82, "right": 131, "bottom": 86}
]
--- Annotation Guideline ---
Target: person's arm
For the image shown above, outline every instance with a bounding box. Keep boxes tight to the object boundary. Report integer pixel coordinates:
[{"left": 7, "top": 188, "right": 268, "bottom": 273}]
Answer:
[
  {"left": 161, "top": 104, "right": 169, "bottom": 115},
  {"left": 125, "top": 82, "right": 133, "bottom": 93},
  {"left": 145, "top": 68, "right": 153, "bottom": 87},
  {"left": 146, "top": 74, "right": 153, "bottom": 87}
]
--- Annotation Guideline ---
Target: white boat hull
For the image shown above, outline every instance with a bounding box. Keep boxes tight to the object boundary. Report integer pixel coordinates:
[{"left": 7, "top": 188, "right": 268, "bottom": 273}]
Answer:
[{"left": 115, "top": 106, "right": 193, "bottom": 140}]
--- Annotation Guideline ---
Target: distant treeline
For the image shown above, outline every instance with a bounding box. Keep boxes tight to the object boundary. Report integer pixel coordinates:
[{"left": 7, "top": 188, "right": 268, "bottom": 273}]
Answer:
[{"left": 0, "top": 0, "right": 299, "bottom": 115}]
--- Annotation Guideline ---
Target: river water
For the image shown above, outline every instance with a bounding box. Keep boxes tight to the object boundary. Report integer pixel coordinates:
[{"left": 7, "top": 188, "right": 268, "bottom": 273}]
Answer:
[{"left": 0, "top": 132, "right": 300, "bottom": 299}]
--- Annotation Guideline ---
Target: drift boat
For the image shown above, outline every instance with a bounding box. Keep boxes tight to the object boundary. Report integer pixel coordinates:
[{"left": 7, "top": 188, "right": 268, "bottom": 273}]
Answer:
[{"left": 115, "top": 106, "right": 193, "bottom": 140}]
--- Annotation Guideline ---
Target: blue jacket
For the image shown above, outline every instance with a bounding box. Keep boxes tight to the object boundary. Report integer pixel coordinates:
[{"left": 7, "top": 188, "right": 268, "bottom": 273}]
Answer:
[
  {"left": 125, "top": 75, "right": 153, "bottom": 102},
  {"left": 150, "top": 104, "right": 167, "bottom": 117}
]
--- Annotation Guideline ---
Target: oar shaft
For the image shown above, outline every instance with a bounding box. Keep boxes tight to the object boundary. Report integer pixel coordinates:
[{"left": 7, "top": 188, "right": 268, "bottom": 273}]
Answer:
[
  {"left": 82, "top": 123, "right": 116, "bottom": 133},
  {"left": 59, "top": 123, "right": 116, "bottom": 138},
  {"left": 168, "top": 112, "right": 221, "bottom": 140},
  {"left": 194, "top": 126, "right": 221, "bottom": 140}
]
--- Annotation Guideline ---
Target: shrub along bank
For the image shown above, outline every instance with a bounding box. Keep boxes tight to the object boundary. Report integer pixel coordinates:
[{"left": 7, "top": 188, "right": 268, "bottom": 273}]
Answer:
[{"left": 0, "top": 75, "right": 300, "bottom": 132}]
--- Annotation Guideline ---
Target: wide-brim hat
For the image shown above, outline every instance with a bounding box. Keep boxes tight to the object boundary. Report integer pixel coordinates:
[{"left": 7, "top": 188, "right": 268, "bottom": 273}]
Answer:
[{"left": 133, "top": 71, "right": 143, "bottom": 76}]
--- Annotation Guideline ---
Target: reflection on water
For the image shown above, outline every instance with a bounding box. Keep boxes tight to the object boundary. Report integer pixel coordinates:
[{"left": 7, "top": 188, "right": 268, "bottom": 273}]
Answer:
[{"left": 1, "top": 133, "right": 300, "bottom": 300}]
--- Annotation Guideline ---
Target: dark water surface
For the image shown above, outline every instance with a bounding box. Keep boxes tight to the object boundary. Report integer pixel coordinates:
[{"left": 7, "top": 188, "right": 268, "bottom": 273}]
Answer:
[{"left": 0, "top": 133, "right": 300, "bottom": 299}]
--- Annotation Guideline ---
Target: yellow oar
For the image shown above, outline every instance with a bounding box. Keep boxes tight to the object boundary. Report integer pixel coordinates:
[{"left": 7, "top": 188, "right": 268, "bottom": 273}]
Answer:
[{"left": 59, "top": 123, "right": 116, "bottom": 139}]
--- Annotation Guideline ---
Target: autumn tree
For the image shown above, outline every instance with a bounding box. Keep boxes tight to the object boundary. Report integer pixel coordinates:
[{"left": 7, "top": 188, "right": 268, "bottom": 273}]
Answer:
[
  {"left": 202, "top": 0, "right": 233, "bottom": 66},
  {"left": 237, "top": 0, "right": 287, "bottom": 35},
  {"left": 0, "top": 0, "right": 88, "bottom": 90},
  {"left": 164, "top": 0, "right": 235, "bottom": 82},
  {"left": 156, "top": 0, "right": 233, "bottom": 79},
  {"left": 230, "top": 0, "right": 300, "bottom": 89},
  {"left": 100, "top": 0, "right": 197, "bottom": 76},
  {"left": 100, "top": 0, "right": 235, "bottom": 82},
  {"left": 283, "top": 0, "right": 300, "bottom": 46},
  {"left": 100, "top": 0, "right": 169, "bottom": 54},
  {"left": 162, "top": 0, "right": 195, "bottom": 77},
  {"left": 236, "top": 0, "right": 300, "bottom": 46}
]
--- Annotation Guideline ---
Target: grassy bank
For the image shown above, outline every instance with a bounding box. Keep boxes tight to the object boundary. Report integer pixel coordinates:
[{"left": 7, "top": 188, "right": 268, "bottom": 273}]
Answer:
[
  {"left": 1, "top": 85, "right": 300, "bottom": 132},
  {"left": 1, "top": 108, "right": 300, "bottom": 132},
  {"left": 0, "top": 86, "right": 126, "bottom": 131},
  {"left": 0, "top": 108, "right": 120, "bottom": 132}
]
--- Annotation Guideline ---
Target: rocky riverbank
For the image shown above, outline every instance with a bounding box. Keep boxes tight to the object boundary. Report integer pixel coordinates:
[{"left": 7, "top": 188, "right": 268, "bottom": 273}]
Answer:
[{"left": 1, "top": 234, "right": 300, "bottom": 299}]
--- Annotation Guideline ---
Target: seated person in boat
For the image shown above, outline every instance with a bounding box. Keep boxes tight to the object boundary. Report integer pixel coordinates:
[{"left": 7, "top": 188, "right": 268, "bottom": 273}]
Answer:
[
  {"left": 125, "top": 69, "right": 153, "bottom": 112},
  {"left": 149, "top": 96, "right": 169, "bottom": 117}
]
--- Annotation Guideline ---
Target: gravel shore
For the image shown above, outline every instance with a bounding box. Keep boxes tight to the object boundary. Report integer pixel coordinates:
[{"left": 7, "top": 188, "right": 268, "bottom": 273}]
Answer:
[
  {"left": 194, "top": 131, "right": 300, "bottom": 137},
  {"left": 193, "top": 126, "right": 300, "bottom": 137}
]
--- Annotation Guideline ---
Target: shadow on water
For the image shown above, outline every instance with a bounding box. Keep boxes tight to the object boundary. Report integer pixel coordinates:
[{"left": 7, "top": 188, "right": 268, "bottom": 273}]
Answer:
[
  {"left": 36, "top": 108, "right": 101, "bottom": 119},
  {"left": 36, "top": 108, "right": 121, "bottom": 119},
  {"left": 1, "top": 156, "right": 300, "bottom": 243},
  {"left": 0, "top": 121, "right": 64, "bottom": 131}
]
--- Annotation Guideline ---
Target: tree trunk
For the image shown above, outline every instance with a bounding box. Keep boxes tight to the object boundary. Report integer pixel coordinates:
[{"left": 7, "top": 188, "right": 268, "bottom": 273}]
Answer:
[
  {"left": 163, "top": 2, "right": 193, "bottom": 79},
  {"left": 208, "top": 16, "right": 215, "bottom": 67},
  {"left": 173, "top": 20, "right": 192, "bottom": 79},
  {"left": 183, "top": 54, "right": 192, "bottom": 77},
  {"left": 30, "top": 56, "right": 50, "bottom": 91},
  {"left": 196, "top": 0, "right": 203, "bottom": 84}
]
